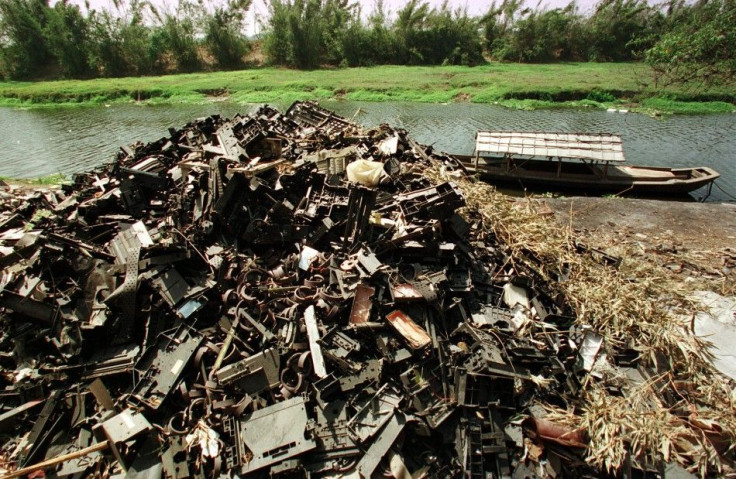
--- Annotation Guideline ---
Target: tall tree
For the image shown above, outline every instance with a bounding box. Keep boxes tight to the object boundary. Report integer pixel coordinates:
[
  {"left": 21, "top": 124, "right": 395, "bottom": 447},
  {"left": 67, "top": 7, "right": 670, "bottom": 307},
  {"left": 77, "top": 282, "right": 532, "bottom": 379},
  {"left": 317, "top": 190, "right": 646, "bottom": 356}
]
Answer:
[
  {"left": 203, "top": 0, "right": 252, "bottom": 69},
  {"left": 148, "top": 1, "right": 201, "bottom": 73},
  {"left": 496, "top": 3, "right": 586, "bottom": 62},
  {"left": 264, "top": 0, "right": 292, "bottom": 65},
  {"left": 86, "top": 0, "right": 153, "bottom": 77},
  {"left": 43, "top": 0, "right": 93, "bottom": 78},
  {"left": 587, "top": 0, "right": 655, "bottom": 61},
  {"left": 264, "top": 0, "right": 324, "bottom": 68},
  {"left": 423, "top": 3, "right": 483, "bottom": 65},
  {"left": 394, "top": 0, "right": 430, "bottom": 63},
  {"left": 0, "top": 0, "right": 52, "bottom": 79}
]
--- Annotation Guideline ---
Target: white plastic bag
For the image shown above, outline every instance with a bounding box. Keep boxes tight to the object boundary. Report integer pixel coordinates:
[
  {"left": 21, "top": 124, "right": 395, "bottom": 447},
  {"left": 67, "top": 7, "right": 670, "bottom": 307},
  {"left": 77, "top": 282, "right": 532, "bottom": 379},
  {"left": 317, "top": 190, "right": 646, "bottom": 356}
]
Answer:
[{"left": 346, "top": 159, "right": 384, "bottom": 187}]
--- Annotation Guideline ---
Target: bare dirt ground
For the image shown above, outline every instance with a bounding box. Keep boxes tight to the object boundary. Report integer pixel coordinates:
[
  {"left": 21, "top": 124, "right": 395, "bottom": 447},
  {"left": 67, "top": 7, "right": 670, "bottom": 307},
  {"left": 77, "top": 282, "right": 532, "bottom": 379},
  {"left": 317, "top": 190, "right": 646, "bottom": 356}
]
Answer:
[{"left": 540, "top": 197, "right": 736, "bottom": 295}]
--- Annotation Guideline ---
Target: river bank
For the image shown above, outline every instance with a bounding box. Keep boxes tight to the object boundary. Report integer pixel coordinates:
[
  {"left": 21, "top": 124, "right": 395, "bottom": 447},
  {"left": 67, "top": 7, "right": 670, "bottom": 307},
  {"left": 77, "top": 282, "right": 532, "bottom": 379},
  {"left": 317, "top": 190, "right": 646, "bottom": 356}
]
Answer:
[
  {"left": 541, "top": 196, "right": 736, "bottom": 295},
  {"left": 1, "top": 63, "right": 735, "bottom": 115}
]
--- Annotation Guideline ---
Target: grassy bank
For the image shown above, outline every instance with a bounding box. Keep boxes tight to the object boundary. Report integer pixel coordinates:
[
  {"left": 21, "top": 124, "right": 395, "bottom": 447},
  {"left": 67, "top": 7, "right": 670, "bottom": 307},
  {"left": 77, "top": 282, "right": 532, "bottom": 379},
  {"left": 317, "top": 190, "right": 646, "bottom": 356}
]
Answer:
[
  {"left": 1, "top": 63, "right": 734, "bottom": 114},
  {"left": 0, "top": 173, "right": 68, "bottom": 186}
]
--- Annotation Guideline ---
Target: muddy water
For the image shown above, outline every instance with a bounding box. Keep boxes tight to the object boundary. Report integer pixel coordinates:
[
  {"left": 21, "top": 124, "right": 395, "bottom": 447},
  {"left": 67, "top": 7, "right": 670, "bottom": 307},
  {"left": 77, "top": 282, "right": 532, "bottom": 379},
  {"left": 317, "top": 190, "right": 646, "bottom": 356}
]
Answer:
[{"left": 0, "top": 101, "right": 734, "bottom": 201}]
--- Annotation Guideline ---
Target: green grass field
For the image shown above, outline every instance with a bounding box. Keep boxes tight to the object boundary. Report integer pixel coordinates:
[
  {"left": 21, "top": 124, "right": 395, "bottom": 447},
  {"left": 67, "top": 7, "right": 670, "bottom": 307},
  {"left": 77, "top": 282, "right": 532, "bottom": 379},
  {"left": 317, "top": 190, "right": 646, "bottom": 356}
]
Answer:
[{"left": 1, "top": 63, "right": 734, "bottom": 114}]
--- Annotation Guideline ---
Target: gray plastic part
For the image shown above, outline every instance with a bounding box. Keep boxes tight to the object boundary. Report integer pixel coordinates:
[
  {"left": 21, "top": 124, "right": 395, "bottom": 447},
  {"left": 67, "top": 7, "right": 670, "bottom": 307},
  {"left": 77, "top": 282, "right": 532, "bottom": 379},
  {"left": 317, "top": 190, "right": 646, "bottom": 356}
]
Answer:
[
  {"left": 238, "top": 396, "right": 317, "bottom": 473},
  {"left": 216, "top": 347, "right": 281, "bottom": 394},
  {"left": 131, "top": 328, "right": 202, "bottom": 410},
  {"left": 355, "top": 412, "right": 408, "bottom": 479},
  {"left": 348, "top": 386, "right": 402, "bottom": 443}
]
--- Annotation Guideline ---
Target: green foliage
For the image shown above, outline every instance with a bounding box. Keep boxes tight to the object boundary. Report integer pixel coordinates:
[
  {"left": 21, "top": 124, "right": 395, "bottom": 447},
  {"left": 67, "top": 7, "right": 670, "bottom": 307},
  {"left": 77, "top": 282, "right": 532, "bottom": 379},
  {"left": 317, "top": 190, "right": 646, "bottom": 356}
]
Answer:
[
  {"left": 320, "top": 0, "right": 357, "bottom": 65},
  {"left": 340, "top": 19, "right": 373, "bottom": 67},
  {"left": 493, "top": 4, "right": 587, "bottom": 62},
  {"left": 0, "top": 173, "right": 68, "bottom": 185},
  {"left": 645, "top": 0, "right": 736, "bottom": 87},
  {"left": 480, "top": 0, "right": 660, "bottom": 63},
  {"left": 393, "top": 0, "right": 430, "bottom": 64},
  {"left": 42, "top": 1, "right": 94, "bottom": 78},
  {"left": 333, "top": 1, "right": 397, "bottom": 67},
  {"left": 387, "top": 0, "right": 485, "bottom": 66},
  {"left": 1, "top": 63, "right": 732, "bottom": 113},
  {"left": 587, "top": 89, "right": 616, "bottom": 102},
  {"left": 587, "top": 0, "right": 656, "bottom": 61},
  {"left": 86, "top": 3, "right": 154, "bottom": 77},
  {"left": 203, "top": 4, "right": 251, "bottom": 69},
  {"left": 261, "top": 0, "right": 484, "bottom": 69},
  {"left": 0, "top": 0, "right": 254, "bottom": 78},
  {"left": 287, "top": 0, "right": 323, "bottom": 69},
  {"left": 264, "top": 0, "right": 325, "bottom": 69},
  {"left": 422, "top": 3, "right": 483, "bottom": 65},
  {"left": 640, "top": 96, "right": 736, "bottom": 114},
  {"left": 264, "top": 0, "right": 291, "bottom": 64},
  {"left": 479, "top": 0, "right": 524, "bottom": 59},
  {"left": 0, "top": 0, "right": 731, "bottom": 93},
  {"left": 263, "top": 0, "right": 363, "bottom": 69},
  {"left": 0, "top": 0, "right": 52, "bottom": 79},
  {"left": 366, "top": 2, "right": 396, "bottom": 63},
  {"left": 151, "top": 13, "right": 201, "bottom": 73}
]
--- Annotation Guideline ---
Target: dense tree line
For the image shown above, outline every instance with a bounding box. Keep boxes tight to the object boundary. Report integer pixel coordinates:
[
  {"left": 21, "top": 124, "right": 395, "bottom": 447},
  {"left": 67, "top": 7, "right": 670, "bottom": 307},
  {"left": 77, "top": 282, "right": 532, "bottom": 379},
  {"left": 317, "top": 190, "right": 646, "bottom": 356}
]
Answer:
[
  {"left": 0, "top": 0, "right": 733, "bottom": 86},
  {"left": 0, "top": 0, "right": 252, "bottom": 79}
]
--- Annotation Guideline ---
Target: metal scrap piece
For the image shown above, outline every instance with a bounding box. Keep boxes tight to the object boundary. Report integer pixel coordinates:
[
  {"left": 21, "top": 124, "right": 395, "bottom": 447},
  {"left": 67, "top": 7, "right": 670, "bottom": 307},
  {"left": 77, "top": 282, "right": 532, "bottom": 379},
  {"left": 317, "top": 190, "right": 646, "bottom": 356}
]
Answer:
[
  {"left": 395, "top": 182, "right": 465, "bottom": 221},
  {"left": 338, "top": 359, "right": 382, "bottom": 392},
  {"left": 343, "top": 186, "right": 377, "bottom": 247},
  {"left": 312, "top": 399, "right": 358, "bottom": 454},
  {"left": 0, "top": 400, "right": 43, "bottom": 434},
  {"left": 105, "top": 222, "right": 150, "bottom": 342},
  {"left": 82, "top": 344, "right": 140, "bottom": 379},
  {"left": 356, "top": 249, "right": 383, "bottom": 276},
  {"left": 130, "top": 327, "right": 202, "bottom": 410},
  {"left": 97, "top": 409, "right": 152, "bottom": 469},
  {"left": 386, "top": 310, "right": 432, "bottom": 350},
  {"left": 456, "top": 407, "right": 511, "bottom": 479},
  {"left": 391, "top": 283, "right": 424, "bottom": 302},
  {"left": 0, "top": 100, "right": 614, "bottom": 479},
  {"left": 216, "top": 347, "right": 281, "bottom": 393},
  {"left": 17, "top": 390, "right": 62, "bottom": 467},
  {"left": 149, "top": 267, "right": 190, "bottom": 308},
  {"left": 348, "top": 284, "right": 375, "bottom": 325},
  {"left": 348, "top": 386, "right": 402, "bottom": 443},
  {"left": 238, "top": 396, "right": 317, "bottom": 473},
  {"left": 355, "top": 412, "right": 409, "bottom": 479}
]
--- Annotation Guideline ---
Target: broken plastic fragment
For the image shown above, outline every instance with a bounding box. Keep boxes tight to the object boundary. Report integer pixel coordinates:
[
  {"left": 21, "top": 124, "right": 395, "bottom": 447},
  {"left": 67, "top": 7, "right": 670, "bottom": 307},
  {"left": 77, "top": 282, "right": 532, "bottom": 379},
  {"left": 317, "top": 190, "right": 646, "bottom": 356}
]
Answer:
[
  {"left": 185, "top": 420, "right": 221, "bottom": 459},
  {"left": 503, "top": 283, "right": 531, "bottom": 309},
  {"left": 579, "top": 332, "right": 604, "bottom": 372},
  {"left": 299, "top": 246, "right": 320, "bottom": 271}
]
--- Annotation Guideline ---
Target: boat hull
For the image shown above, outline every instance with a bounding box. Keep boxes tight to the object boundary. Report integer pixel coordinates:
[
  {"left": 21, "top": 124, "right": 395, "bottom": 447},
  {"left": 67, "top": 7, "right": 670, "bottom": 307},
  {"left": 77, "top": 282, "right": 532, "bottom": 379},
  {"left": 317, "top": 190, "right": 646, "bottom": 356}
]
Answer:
[{"left": 453, "top": 155, "right": 720, "bottom": 195}]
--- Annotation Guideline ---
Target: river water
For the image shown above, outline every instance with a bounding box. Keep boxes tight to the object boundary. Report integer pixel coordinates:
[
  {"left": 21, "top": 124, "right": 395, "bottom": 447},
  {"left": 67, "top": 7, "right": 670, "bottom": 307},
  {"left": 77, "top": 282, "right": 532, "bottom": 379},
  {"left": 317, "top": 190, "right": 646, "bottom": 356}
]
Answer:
[{"left": 1, "top": 101, "right": 734, "bottom": 201}]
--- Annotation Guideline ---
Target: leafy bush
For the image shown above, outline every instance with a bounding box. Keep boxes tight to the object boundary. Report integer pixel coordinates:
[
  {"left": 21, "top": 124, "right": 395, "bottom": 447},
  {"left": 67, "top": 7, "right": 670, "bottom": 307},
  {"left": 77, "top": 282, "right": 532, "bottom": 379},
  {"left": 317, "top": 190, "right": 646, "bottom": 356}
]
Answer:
[
  {"left": 587, "top": 89, "right": 616, "bottom": 102},
  {"left": 204, "top": 8, "right": 250, "bottom": 69}
]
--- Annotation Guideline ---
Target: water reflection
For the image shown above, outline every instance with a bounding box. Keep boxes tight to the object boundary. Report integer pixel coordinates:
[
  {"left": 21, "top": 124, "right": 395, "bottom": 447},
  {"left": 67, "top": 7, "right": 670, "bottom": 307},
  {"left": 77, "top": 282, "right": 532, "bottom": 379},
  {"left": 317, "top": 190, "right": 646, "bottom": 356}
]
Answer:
[{"left": 0, "top": 101, "right": 734, "bottom": 201}]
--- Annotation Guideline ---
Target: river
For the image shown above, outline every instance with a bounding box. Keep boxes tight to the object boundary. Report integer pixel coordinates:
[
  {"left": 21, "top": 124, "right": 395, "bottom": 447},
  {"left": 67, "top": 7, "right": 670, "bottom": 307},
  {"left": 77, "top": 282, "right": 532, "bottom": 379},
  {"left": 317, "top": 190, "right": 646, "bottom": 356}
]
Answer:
[{"left": 1, "top": 101, "right": 734, "bottom": 202}]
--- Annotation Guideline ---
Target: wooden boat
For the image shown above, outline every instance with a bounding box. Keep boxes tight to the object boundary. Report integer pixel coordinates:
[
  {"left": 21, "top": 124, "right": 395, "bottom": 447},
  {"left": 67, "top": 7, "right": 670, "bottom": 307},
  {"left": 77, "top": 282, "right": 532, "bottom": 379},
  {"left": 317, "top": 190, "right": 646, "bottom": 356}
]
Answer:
[{"left": 454, "top": 131, "right": 720, "bottom": 195}]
